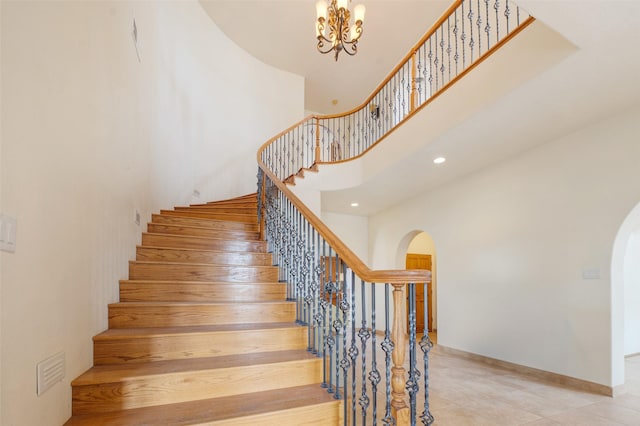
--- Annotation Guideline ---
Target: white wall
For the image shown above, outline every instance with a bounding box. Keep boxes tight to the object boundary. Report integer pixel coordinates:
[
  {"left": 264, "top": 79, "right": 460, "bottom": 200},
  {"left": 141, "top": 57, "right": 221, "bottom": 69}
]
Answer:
[
  {"left": 624, "top": 230, "right": 640, "bottom": 355},
  {"left": 0, "top": 1, "right": 303, "bottom": 424},
  {"left": 321, "top": 212, "right": 369, "bottom": 264},
  {"left": 369, "top": 107, "right": 640, "bottom": 387}
]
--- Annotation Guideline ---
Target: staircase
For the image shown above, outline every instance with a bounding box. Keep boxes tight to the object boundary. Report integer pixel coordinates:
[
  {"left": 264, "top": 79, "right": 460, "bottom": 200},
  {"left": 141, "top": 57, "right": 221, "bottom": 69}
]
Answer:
[{"left": 65, "top": 194, "right": 341, "bottom": 425}]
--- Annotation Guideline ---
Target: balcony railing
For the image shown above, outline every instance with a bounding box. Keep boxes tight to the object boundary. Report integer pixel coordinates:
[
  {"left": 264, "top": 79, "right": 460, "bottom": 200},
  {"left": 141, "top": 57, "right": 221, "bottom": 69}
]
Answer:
[
  {"left": 260, "top": 0, "right": 533, "bottom": 182},
  {"left": 257, "top": 1, "right": 534, "bottom": 424}
]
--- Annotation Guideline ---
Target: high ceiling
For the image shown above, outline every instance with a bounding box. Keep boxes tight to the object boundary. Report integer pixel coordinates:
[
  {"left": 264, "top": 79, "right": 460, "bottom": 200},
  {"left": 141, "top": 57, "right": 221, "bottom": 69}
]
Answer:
[
  {"left": 200, "top": 0, "right": 451, "bottom": 114},
  {"left": 201, "top": 0, "right": 640, "bottom": 216}
]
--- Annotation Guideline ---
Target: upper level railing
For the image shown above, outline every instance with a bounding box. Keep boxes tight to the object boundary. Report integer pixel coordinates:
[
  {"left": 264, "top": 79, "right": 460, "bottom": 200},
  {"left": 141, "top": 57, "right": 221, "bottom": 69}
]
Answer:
[
  {"left": 260, "top": 0, "right": 533, "bottom": 182},
  {"left": 257, "top": 1, "right": 534, "bottom": 424}
]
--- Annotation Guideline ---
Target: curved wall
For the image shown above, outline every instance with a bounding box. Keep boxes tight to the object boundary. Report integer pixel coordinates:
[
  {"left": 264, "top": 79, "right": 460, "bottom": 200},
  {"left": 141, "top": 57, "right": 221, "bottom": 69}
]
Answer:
[{"left": 0, "top": 1, "right": 303, "bottom": 424}]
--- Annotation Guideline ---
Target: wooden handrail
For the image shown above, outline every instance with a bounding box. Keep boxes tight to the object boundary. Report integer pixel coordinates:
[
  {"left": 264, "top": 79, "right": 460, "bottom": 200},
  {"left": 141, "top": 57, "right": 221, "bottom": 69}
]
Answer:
[
  {"left": 257, "top": 145, "right": 430, "bottom": 285},
  {"left": 315, "top": 0, "right": 464, "bottom": 120}
]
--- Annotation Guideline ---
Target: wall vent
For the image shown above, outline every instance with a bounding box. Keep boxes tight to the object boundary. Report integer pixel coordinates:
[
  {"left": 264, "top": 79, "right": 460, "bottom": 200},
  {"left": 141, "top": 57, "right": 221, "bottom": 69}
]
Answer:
[{"left": 36, "top": 352, "right": 65, "bottom": 396}]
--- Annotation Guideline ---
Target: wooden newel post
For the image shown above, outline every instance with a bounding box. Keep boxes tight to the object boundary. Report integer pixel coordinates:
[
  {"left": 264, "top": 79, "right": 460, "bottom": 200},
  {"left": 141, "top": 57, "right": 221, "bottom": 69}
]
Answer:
[{"left": 391, "top": 283, "right": 410, "bottom": 425}]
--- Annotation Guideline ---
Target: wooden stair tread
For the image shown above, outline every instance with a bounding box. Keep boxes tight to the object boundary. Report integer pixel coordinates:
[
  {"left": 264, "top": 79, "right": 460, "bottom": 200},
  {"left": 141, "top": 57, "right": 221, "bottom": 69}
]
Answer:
[
  {"left": 110, "top": 300, "right": 292, "bottom": 307},
  {"left": 141, "top": 233, "right": 267, "bottom": 252},
  {"left": 72, "top": 350, "right": 317, "bottom": 385},
  {"left": 130, "top": 260, "right": 276, "bottom": 269},
  {"left": 151, "top": 214, "right": 259, "bottom": 231},
  {"left": 120, "top": 279, "right": 283, "bottom": 286},
  {"left": 135, "top": 246, "right": 272, "bottom": 266},
  {"left": 94, "top": 322, "right": 303, "bottom": 340},
  {"left": 147, "top": 223, "right": 260, "bottom": 238},
  {"left": 65, "top": 384, "right": 335, "bottom": 425},
  {"left": 160, "top": 209, "right": 258, "bottom": 221},
  {"left": 142, "top": 232, "right": 264, "bottom": 245}
]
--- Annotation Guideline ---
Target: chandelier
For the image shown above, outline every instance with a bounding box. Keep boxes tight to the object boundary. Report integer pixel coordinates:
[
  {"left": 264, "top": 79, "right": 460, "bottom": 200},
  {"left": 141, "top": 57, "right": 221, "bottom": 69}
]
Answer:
[{"left": 316, "top": 0, "right": 366, "bottom": 61}]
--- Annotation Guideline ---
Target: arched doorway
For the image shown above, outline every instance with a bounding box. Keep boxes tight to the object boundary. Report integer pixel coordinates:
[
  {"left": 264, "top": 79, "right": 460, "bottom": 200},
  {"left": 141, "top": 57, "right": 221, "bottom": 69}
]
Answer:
[
  {"left": 612, "top": 201, "right": 640, "bottom": 386},
  {"left": 397, "top": 231, "right": 437, "bottom": 341}
]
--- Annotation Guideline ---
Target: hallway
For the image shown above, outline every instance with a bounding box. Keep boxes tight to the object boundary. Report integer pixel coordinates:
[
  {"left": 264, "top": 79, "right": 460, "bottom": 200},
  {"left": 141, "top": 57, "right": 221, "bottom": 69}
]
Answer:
[{"left": 429, "top": 348, "right": 640, "bottom": 425}]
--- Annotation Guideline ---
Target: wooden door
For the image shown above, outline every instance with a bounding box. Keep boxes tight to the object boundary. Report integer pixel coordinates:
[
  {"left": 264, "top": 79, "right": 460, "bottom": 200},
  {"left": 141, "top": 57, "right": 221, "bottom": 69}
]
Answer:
[{"left": 406, "top": 253, "right": 432, "bottom": 332}]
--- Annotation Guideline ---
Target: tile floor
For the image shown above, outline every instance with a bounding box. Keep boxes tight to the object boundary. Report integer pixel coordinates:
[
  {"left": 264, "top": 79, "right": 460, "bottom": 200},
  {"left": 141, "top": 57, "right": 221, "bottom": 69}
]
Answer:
[{"left": 428, "top": 340, "right": 640, "bottom": 425}]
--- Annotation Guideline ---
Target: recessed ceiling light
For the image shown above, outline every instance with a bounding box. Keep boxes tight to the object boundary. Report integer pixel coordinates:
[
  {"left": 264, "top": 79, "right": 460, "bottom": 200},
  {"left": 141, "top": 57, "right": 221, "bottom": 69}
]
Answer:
[
  {"left": 350, "top": 202, "right": 359, "bottom": 207},
  {"left": 433, "top": 157, "right": 446, "bottom": 164}
]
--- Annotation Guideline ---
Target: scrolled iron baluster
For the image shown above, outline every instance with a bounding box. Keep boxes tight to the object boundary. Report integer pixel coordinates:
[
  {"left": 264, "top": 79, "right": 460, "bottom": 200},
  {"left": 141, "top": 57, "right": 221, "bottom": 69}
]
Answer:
[
  {"left": 349, "top": 269, "right": 359, "bottom": 425},
  {"left": 484, "top": 0, "right": 491, "bottom": 49},
  {"left": 369, "top": 284, "right": 381, "bottom": 425},
  {"left": 406, "top": 283, "right": 419, "bottom": 424},
  {"left": 358, "top": 279, "right": 372, "bottom": 424},
  {"left": 382, "top": 283, "right": 396, "bottom": 426},
  {"left": 476, "top": 0, "right": 483, "bottom": 54},
  {"left": 419, "top": 280, "right": 435, "bottom": 426},
  {"left": 468, "top": 0, "right": 475, "bottom": 62},
  {"left": 504, "top": 0, "right": 511, "bottom": 33}
]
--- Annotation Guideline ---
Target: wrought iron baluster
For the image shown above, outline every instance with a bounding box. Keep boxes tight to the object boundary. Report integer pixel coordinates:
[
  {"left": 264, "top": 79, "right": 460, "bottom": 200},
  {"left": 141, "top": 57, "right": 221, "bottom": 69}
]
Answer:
[
  {"left": 349, "top": 269, "right": 358, "bottom": 425},
  {"left": 440, "top": 25, "right": 445, "bottom": 87},
  {"left": 485, "top": 0, "right": 491, "bottom": 50},
  {"left": 332, "top": 253, "right": 342, "bottom": 399},
  {"left": 358, "top": 279, "right": 371, "bottom": 424},
  {"left": 420, "top": 281, "right": 435, "bottom": 426},
  {"left": 505, "top": 0, "right": 511, "bottom": 34},
  {"left": 468, "top": 0, "right": 475, "bottom": 63},
  {"left": 382, "top": 283, "right": 395, "bottom": 426},
  {"left": 447, "top": 16, "right": 452, "bottom": 83},
  {"left": 494, "top": 0, "right": 500, "bottom": 43},
  {"left": 476, "top": 0, "right": 482, "bottom": 56},
  {"left": 406, "top": 283, "right": 419, "bottom": 425},
  {"left": 370, "top": 284, "right": 381, "bottom": 425}
]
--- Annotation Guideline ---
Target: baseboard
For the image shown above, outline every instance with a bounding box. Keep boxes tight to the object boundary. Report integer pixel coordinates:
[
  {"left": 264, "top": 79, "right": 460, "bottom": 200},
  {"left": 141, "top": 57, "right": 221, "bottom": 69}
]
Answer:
[
  {"left": 437, "top": 345, "right": 613, "bottom": 397},
  {"left": 625, "top": 352, "right": 640, "bottom": 359}
]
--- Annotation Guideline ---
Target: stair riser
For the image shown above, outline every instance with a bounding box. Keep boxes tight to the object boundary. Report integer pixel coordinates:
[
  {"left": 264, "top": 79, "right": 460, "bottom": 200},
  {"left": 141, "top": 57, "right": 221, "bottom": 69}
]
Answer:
[
  {"left": 175, "top": 206, "right": 258, "bottom": 215},
  {"left": 199, "top": 201, "right": 257, "bottom": 208},
  {"left": 93, "top": 328, "right": 307, "bottom": 365},
  {"left": 129, "top": 263, "right": 278, "bottom": 282},
  {"left": 141, "top": 233, "right": 267, "bottom": 252},
  {"left": 160, "top": 210, "right": 258, "bottom": 223},
  {"left": 151, "top": 214, "right": 258, "bottom": 232},
  {"left": 71, "top": 359, "right": 322, "bottom": 415},
  {"left": 207, "top": 402, "right": 340, "bottom": 426},
  {"left": 136, "top": 247, "right": 272, "bottom": 266},
  {"left": 146, "top": 224, "right": 259, "bottom": 240},
  {"left": 108, "top": 303, "right": 296, "bottom": 328},
  {"left": 119, "top": 282, "right": 285, "bottom": 302}
]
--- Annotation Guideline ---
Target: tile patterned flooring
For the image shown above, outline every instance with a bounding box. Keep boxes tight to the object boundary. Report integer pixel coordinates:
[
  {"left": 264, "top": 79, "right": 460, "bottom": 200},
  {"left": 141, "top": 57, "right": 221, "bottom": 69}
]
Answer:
[{"left": 428, "top": 340, "right": 640, "bottom": 425}]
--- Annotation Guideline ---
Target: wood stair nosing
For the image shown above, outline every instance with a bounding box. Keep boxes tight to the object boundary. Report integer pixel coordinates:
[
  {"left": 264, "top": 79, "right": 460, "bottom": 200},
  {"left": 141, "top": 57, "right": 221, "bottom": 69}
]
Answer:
[
  {"left": 92, "top": 323, "right": 307, "bottom": 364},
  {"left": 128, "top": 260, "right": 279, "bottom": 282},
  {"left": 119, "top": 280, "right": 286, "bottom": 303},
  {"left": 193, "top": 201, "right": 257, "bottom": 208},
  {"left": 174, "top": 206, "right": 258, "bottom": 215},
  {"left": 64, "top": 384, "right": 338, "bottom": 425},
  {"left": 108, "top": 301, "right": 296, "bottom": 328},
  {"left": 159, "top": 209, "right": 258, "bottom": 223},
  {"left": 71, "top": 351, "right": 322, "bottom": 415},
  {"left": 141, "top": 232, "right": 268, "bottom": 252},
  {"left": 135, "top": 245, "right": 273, "bottom": 266},
  {"left": 151, "top": 213, "right": 259, "bottom": 232},
  {"left": 146, "top": 222, "right": 260, "bottom": 240}
]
